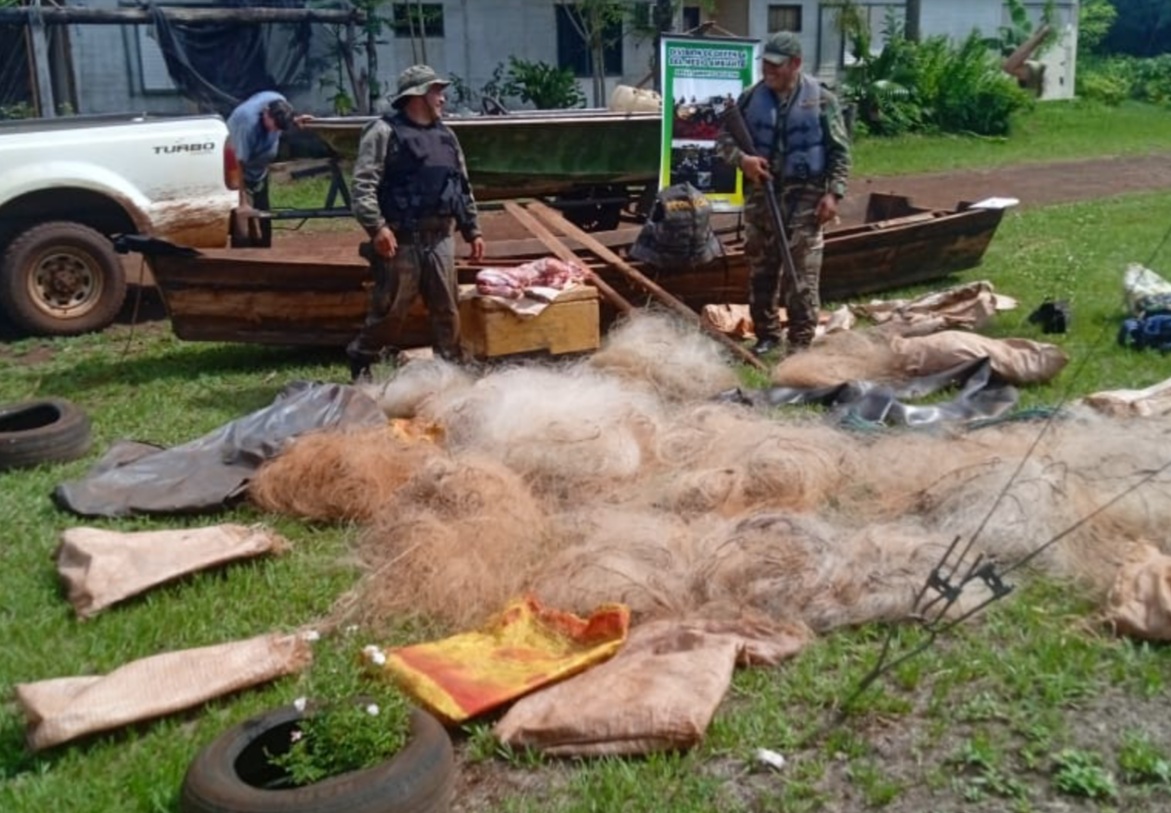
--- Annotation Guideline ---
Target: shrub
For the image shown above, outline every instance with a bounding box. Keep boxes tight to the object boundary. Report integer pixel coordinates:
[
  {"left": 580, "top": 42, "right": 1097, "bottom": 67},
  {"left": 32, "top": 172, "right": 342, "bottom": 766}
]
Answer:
[
  {"left": 844, "top": 28, "right": 1030, "bottom": 137},
  {"left": 1077, "top": 55, "right": 1171, "bottom": 106},
  {"left": 503, "top": 57, "right": 586, "bottom": 110},
  {"left": 266, "top": 637, "right": 411, "bottom": 787}
]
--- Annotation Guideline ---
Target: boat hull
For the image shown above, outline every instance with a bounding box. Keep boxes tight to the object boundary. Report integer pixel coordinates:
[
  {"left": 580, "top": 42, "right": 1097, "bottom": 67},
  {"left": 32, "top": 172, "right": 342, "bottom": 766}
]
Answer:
[
  {"left": 143, "top": 194, "right": 1008, "bottom": 348},
  {"left": 308, "top": 111, "right": 662, "bottom": 201}
]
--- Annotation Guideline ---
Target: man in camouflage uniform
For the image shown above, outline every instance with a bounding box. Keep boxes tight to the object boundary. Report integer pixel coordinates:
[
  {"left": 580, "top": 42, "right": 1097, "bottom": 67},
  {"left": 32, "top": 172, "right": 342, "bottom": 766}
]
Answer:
[
  {"left": 347, "top": 64, "right": 484, "bottom": 380},
  {"left": 717, "top": 31, "right": 851, "bottom": 356}
]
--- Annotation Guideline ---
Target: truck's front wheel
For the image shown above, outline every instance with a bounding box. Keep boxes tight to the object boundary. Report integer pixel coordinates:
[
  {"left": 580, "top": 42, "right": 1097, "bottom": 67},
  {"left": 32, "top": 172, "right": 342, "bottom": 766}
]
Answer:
[{"left": 0, "top": 221, "right": 127, "bottom": 336}]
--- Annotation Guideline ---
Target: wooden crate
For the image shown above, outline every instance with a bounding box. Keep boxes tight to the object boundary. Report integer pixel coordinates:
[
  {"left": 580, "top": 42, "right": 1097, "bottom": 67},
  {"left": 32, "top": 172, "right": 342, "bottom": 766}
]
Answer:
[{"left": 459, "top": 285, "right": 600, "bottom": 359}]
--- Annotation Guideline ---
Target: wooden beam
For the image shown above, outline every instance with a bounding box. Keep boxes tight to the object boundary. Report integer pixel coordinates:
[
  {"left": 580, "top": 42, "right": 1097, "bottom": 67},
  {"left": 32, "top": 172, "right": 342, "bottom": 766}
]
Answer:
[
  {"left": 501, "top": 201, "right": 633, "bottom": 316},
  {"left": 28, "top": 13, "right": 55, "bottom": 118},
  {"left": 0, "top": 7, "right": 363, "bottom": 26},
  {"left": 526, "top": 201, "right": 768, "bottom": 372}
]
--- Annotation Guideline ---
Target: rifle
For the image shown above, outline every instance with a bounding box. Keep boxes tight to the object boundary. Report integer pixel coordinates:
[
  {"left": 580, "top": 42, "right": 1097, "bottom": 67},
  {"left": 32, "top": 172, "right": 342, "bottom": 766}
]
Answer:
[{"left": 720, "top": 104, "right": 806, "bottom": 298}]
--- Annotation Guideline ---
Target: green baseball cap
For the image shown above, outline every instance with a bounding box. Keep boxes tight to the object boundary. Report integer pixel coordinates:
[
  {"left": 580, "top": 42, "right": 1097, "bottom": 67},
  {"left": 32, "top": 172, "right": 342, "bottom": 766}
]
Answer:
[
  {"left": 762, "top": 31, "right": 802, "bottom": 65},
  {"left": 390, "top": 64, "right": 451, "bottom": 108}
]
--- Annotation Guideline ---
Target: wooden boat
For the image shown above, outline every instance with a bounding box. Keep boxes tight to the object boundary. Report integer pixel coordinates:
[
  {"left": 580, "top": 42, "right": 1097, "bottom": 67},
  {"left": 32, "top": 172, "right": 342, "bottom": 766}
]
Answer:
[
  {"left": 308, "top": 109, "right": 662, "bottom": 202},
  {"left": 133, "top": 193, "right": 1013, "bottom": 348}
]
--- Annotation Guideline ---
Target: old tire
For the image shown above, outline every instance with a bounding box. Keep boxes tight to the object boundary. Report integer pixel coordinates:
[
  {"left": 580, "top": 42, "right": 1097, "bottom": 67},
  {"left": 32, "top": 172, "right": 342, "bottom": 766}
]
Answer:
[
  {"left": 0, "top": 398, "right": 92, "bottom": 471},
  {"left": 180, "top": 705, "right": 455, "bottom": 813},
  {"left": 0, "top": 221, "right": 127, "bottom": 336}
]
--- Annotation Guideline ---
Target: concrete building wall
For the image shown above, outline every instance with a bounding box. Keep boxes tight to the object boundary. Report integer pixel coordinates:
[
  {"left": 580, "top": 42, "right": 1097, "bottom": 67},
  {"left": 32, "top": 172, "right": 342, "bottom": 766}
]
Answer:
[{"left": 62, "top": 0, "right": 1078, "bottom": 115}]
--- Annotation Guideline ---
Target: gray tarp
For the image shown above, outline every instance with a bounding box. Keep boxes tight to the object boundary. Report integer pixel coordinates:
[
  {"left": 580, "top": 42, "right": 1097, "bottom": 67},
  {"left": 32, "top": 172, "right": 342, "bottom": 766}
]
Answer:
[
  {"left": 54, "top": 381, "right": 387, "bottom": 517},
  {"left": 718, "top": 356, "right": 1019, "bottom": 427}
]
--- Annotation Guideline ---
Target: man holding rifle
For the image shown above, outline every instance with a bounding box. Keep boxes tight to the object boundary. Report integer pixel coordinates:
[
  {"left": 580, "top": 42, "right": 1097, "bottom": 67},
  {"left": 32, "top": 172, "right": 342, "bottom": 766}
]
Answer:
[{"left": 717, "top": 31, "right": 851, "bottom": 356}]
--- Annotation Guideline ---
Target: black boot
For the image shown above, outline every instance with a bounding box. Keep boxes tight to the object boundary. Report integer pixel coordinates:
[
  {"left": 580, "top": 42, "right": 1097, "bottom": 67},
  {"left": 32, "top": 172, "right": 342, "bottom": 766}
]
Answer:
[
  {"left": 752, "top": 337, "right": 780, "bottom": 357},
  {"left": 346, "top": 350, "right": 374, "bottom": 383}
]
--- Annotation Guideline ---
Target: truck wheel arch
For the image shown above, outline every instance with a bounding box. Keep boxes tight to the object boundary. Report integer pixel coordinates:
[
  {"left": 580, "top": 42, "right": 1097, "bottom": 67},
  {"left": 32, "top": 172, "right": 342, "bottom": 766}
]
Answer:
[
  {"left": 0, "top": 187, "right": 147, "bottom": 238},
  {"left": 0, "top": 188, "right": 142, "bottom": 336}
]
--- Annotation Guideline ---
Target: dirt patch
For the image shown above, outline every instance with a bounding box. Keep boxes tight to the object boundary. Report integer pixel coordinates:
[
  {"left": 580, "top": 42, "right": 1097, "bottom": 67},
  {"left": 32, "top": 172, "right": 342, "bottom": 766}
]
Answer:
[{"left": 270, "top": 152, "right": 1171, "bottom": 257}]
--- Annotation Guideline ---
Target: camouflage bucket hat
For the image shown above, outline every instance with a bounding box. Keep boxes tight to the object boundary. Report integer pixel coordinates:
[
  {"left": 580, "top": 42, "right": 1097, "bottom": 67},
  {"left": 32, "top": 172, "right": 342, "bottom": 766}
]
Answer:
[
  {"left": 762, "top": 31, "right": 802, "bottom": 66},
  {"left": 391, "top": 64, "right": 451, "bottom": 108}
]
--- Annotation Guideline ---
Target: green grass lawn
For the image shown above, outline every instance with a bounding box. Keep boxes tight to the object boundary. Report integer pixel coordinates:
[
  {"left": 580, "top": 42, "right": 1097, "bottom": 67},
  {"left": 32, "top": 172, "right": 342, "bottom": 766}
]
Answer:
[
  {"left": 854, "top": 99, "right": 1171, "bottom": 177},
  {"left": 4, "top": 102, "right": 1171, "bottom": 813}
]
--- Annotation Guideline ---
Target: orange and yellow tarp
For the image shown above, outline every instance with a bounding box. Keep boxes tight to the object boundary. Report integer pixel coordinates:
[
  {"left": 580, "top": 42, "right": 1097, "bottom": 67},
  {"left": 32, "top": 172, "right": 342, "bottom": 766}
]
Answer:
[{"left": 382, "top": 596, "right": 630, "bottom": 724}]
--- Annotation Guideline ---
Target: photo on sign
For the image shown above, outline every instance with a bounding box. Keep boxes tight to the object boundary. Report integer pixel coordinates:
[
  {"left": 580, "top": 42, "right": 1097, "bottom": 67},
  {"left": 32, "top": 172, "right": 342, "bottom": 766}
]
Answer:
[
  {"left": 669, "top": 78, "right": 742, "bottom": 142},
  {"left": 669, "top": 140, "right": 737, "bottom": 194}
]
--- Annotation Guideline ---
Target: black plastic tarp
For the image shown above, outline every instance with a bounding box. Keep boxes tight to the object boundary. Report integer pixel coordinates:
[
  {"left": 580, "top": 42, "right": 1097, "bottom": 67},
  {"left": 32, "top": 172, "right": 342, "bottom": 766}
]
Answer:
[
  {"left": 54, "top": 381, "right": 387, "bottom": 517},
  {"left": 148, "top": 0, "right": 313, "bottom": 115}
]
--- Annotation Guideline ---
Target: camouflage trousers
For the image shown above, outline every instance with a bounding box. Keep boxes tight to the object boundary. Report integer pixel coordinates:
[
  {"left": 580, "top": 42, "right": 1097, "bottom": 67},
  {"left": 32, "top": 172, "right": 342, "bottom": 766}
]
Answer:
[
  {"left": 744, "top": 185, "right": 825, "bottom": 347},
  {"left": 346, "top": 230, "right": 462, "bottom": 363}
]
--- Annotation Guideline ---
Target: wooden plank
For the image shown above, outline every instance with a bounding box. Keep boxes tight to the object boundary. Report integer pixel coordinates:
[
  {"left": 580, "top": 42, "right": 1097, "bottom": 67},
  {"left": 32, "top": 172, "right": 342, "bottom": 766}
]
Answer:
[
  {"left": 501, "top": 200, "right": 633, "bottom": 315},
  {"left": 27, "top": 15, "right": 54, "bottom": 118},
  {"left": 526, "top": 201, "right": 768, "bottom": 372}
]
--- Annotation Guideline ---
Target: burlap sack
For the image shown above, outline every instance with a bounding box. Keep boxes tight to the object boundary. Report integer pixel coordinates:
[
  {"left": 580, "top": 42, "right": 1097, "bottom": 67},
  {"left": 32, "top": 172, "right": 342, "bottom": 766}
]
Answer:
[
  {"left": 1081, "top": 376, "right": 1171, "bottom": 418},
  {"left": 855, "top": 280, "right": 1015, "bottom": 336},
  {"left": 15, "top": 632, "right": 312, "bottom": 751},
  {"left": 1106, "top": 544, "right": 1171, "bottom": 641},
  {"left": 55, "top": 524, "right": 289, "bottom": 619},
  {"left": 493, "top": 616, "right": 809, "bottom": 756},
  {"left": 701, "top": 304, "right": 756, "bottom": 339},
  {"left": 890, "top": 331, "right": 1068, "bottom": 384}
]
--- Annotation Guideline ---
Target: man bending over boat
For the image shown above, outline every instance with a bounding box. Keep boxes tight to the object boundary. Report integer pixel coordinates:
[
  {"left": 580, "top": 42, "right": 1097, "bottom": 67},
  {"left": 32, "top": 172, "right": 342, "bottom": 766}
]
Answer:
[
  {"left": 716, "top": 31, "right": 851, "bottom": 357},
  {"left": 226, "top": 91, "right": 311, "bottom": 244},
  {"left": 347, "top": 64, "right": 485, "bottom": 381}
]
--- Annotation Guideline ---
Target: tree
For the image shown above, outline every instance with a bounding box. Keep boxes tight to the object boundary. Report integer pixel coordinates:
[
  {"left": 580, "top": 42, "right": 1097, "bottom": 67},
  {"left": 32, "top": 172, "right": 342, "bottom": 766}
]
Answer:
[
  {"left": 1078, "top": 0, "right": 1118, "bottom": 57},
  {"left": 560, "top": 1, "right": 627, "bottom": 106},
  {"left": 905, "top": 0, "right": 921, "bottom": 41},
  {"left": 562, "top": 0, "right": 714, "bottom": 106},
  {"left": 1101, "top": 0, "right": 1171, "bottom": 56}
]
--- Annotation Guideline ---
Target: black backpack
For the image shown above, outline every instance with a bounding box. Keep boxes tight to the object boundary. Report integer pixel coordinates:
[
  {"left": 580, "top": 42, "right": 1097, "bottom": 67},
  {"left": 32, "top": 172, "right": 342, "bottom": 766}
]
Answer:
[{"left": 629, "top": 183, "right": 723, "bottom": 270}]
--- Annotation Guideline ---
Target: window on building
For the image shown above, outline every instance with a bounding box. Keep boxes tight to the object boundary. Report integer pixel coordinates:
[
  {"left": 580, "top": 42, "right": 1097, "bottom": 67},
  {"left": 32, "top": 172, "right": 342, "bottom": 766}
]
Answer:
[
  {"left": 682, "top": 5, "right": 702, "bottom": 31},
  {"left": 392, "top": 3, "right": 445, "bottom": 38},
  {"left": 556, "top": 4, "right": 623, "bottom": 78},
  {"left": 767, "top": 4, "right": 802, "bottom": 32}
]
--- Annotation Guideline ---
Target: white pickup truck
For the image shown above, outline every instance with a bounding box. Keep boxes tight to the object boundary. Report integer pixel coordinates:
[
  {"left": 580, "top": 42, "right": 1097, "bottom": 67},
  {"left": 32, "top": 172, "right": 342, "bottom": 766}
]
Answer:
[{"left": 0, "top": 113, "right": 239, "bottom": 336}]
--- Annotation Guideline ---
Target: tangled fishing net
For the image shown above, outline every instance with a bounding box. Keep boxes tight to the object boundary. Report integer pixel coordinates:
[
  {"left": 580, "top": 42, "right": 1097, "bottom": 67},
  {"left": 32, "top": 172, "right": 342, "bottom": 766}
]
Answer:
[{"left": 248, "top": 323, "right": 1171, "bottom": 637}]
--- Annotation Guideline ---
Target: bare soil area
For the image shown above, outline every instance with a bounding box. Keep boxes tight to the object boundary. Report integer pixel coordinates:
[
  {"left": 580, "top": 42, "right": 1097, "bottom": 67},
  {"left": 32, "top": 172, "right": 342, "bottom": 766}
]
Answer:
[{"left": 272, "top": 151, "right": 1171, "bottom": 255}]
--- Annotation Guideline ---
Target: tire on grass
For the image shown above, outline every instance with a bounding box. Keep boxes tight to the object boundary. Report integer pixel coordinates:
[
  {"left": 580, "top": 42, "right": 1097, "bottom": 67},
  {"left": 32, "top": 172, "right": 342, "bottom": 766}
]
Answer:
[
  {"left": 0, "top": 221, "right": 127, "bottom": 336},
  {"left": 0, "top": 398, "right": 93, "bottom": 471},
  {"left": 180, "top": 705, "right": 455, "bottom": 813}
]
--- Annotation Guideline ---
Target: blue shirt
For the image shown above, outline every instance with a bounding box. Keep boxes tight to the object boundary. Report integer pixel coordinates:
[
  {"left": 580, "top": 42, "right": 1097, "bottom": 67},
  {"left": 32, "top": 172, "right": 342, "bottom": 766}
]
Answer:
[{"left": 227, "top": 90, "right": 287, "bottom": 185}]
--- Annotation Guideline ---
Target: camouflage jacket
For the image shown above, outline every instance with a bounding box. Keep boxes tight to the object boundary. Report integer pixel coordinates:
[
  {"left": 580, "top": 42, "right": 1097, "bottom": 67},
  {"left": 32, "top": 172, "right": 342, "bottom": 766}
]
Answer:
[
  {"left": 716, "top": 77, "right": 851, "bottom": 200},
  {"left": 352, "top": 117, "right": 481, "bottom": 241}
]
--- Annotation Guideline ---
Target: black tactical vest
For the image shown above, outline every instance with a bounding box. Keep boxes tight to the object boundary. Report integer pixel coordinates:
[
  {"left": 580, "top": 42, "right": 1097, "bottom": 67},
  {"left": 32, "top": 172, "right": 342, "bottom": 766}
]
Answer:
[{"left": 378, "top": 112, "right": 465, "bottom": 229}]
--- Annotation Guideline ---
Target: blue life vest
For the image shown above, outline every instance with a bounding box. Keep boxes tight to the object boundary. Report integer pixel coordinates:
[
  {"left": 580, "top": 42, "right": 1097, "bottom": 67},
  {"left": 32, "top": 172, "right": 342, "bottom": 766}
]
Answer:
[
  {"left": 740, "top": 76, "right": 826, "bottom": 182},
  {"left": 378, "top": 112, "right": 467, "bottom": 230}
]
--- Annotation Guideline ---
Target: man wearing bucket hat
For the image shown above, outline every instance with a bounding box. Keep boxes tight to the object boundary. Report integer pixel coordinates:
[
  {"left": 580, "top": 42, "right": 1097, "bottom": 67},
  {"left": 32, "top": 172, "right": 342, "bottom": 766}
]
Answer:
[
  {"left": 347, "top": 64, "right": 484, "bottom": 380},
  {"left": 226, "top": 90, "right": 311, "bottom": 243},
  {"left": 717, "top": 31, "right": 851, "bottom": 357}
]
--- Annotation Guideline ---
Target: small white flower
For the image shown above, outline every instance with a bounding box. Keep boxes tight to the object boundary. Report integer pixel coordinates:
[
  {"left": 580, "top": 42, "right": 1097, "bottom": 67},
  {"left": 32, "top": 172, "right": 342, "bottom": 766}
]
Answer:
[
  {"left": 293, "top": 696, "right": 307, "bottom": 712},
  {"left": 290, "top": 729, "right": 304, "bottom": 743},
  {"left": 370, "top": 650, "right": 387, "bottom": 666},
  {"left": 366, "top": 704, "right": 380, "bottom": 716},
  {"left": 344, "top": 625, "right": 359, "bottom": 635},
  {"left": 302, "top": 629, "right": 320, "bottom": 642},
  {"left": 362, "top": 645, "right": 387, "bottom": 666}
]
